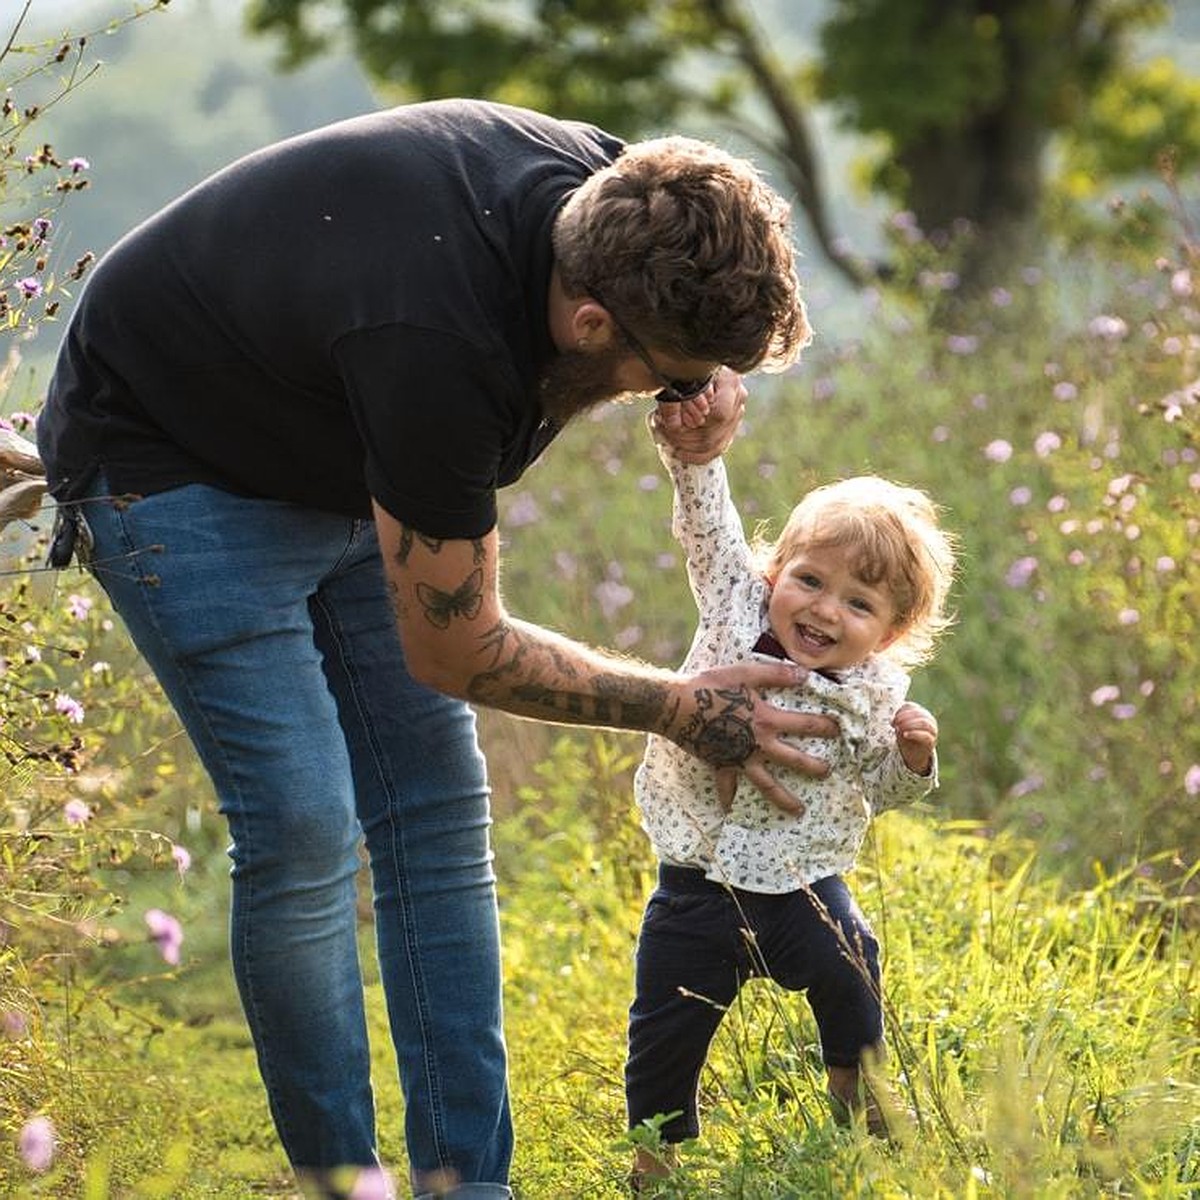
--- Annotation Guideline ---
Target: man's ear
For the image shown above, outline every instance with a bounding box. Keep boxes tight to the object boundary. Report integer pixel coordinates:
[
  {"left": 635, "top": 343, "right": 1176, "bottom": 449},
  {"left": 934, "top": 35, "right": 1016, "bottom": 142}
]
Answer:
[{"left": 569, "top": 298, "right": 617, "bottom": 350}]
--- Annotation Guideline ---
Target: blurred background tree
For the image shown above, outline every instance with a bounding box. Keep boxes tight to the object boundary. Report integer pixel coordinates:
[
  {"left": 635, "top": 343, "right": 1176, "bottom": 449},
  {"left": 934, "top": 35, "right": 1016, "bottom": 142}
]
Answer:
[{"left": 241, "top": 0, "right": 1200, "bottom": 295}]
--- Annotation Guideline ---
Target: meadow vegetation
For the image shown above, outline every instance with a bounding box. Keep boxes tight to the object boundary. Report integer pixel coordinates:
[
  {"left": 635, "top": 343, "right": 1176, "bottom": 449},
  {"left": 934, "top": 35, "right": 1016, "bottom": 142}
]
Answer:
[{"left": 2, "top": 4, "right": 1198, "bottom": 1197}]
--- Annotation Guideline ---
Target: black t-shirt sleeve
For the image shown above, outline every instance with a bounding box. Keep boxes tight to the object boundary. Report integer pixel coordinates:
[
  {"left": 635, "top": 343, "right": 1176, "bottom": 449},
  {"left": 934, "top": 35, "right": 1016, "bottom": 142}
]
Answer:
[{"left": 336, "top": 323, "right": 522, "bottom": 539}]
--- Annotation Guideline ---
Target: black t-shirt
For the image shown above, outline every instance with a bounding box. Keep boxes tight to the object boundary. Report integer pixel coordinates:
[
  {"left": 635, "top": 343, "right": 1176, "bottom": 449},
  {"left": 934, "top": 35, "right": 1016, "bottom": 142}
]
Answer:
[{"left": 38, "top": 99, "right": 623, "bottom": 538}]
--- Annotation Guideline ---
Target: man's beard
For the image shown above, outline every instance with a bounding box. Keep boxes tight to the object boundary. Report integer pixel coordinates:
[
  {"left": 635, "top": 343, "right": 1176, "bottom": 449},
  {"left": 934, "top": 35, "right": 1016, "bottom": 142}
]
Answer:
[{"left": 538, "top": 345, "right": 640, "bottom": 424}]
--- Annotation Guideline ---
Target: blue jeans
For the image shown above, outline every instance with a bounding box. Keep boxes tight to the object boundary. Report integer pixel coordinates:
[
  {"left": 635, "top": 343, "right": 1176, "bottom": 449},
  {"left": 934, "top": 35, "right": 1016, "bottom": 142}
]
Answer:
[{"left": 80, "top": 476, "right": 512, "bottom": 1199}]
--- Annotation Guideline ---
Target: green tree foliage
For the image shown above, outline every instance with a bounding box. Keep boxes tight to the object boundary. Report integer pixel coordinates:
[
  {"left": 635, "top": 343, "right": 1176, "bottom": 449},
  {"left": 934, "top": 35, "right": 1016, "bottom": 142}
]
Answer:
[{"left": 244, "top": 0, "right": 1200, "bottom": 294}]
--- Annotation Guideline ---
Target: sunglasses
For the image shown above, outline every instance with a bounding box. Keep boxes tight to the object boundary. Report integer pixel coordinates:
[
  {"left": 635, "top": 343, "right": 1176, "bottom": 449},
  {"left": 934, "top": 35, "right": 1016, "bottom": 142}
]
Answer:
[{"left": 588, "top": 288, "right": 719, "bottom": 403}]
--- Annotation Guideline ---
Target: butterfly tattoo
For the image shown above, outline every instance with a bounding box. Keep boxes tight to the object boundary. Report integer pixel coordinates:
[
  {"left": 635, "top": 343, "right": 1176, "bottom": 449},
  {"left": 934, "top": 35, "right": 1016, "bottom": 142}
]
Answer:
[{"left": 416, "top": 568, "right": 484, "bottom": 629}]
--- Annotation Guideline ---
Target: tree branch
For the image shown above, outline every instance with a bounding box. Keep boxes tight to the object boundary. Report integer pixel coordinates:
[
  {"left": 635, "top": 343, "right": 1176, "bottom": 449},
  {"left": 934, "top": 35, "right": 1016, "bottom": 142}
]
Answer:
[{"left": 698, "top": 0, "right": 880, "bottom": 288}]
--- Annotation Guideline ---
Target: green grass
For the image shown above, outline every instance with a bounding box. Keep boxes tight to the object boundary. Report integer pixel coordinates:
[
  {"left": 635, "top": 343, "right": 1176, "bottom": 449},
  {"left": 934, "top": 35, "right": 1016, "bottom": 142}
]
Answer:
[{"left": 6, "top": 730, "right": 1197, "bottom": 1197}]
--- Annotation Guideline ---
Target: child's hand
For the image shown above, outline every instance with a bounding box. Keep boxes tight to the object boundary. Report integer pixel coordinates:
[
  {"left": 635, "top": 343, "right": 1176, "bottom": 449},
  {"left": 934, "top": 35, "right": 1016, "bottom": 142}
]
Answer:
[
  {"left": 893, "top": 702, "right": 937, "bottom": 776},
  {"left": 649, "top": 369, "right": 747, "bottom": 464}
]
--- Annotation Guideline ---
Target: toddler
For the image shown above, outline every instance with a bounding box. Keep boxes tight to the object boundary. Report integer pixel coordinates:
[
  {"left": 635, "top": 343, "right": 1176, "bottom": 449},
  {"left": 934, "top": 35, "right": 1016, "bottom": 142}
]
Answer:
[{"left": 627, "top": 426, "right": 956, "bottom": 1181}]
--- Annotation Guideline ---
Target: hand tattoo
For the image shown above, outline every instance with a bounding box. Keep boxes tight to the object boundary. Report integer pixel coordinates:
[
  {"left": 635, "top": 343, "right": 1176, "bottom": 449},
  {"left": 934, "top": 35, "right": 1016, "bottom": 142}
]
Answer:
[{"left": 676, "top": 684, "right": 756, "bottom": 767}]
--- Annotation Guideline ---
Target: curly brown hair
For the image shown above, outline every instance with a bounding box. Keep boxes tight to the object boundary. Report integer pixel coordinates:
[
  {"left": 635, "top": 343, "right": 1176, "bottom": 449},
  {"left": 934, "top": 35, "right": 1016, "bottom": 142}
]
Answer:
[{"left": 553, "top": 136, "right": 811, "bottom": 373}]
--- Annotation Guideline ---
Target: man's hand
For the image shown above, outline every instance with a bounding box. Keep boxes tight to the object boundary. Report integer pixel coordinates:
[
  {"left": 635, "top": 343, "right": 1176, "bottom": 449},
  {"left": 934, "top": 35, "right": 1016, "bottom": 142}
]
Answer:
[
  {"left": 893, "top": 701, "right": 937, "bottom": 776},
  {"left": 668, "top": 660, "right": 837, "bottom": 814},
  {"left": 651, "top": 368, "right": 747, "bottom": 464}
]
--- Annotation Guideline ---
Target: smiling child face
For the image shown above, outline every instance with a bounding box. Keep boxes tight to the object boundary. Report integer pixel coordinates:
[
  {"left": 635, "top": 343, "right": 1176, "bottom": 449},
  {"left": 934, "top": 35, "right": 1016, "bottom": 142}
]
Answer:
[{"left": 765, "top": 541, "right": 900, "bottom": 671}]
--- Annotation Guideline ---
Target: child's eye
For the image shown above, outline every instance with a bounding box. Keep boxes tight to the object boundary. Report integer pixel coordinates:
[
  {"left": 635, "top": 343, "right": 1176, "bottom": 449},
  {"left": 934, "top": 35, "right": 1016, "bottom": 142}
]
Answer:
[
  {"left": 849, "top": 597, "right": 874, "bottom": 614},
  {"left": 798, "top": 573, "right": 821, "bottom": 588}
]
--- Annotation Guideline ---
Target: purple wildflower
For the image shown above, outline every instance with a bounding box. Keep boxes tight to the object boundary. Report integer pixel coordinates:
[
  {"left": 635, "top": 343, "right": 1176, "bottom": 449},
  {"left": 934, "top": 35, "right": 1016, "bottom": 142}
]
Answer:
[
  {"left": 1088, "top": 314, "right": 1128, "bottom": 341},
  {"left": 16, "top": 278, "right": 42, "bottom": 299},
  {"left": 63, "top": 799, "right": 91, "bottom": 826},
  {"left": 594, "top": 579, "right": 634, "bottom": 620},
  {"left": 66, "top": 593, "right": 92, "bottom": 621},
  {"left": 503, "top": 493, "right": 541, "bottom": 527},
  {"left": 54, "top": 693, "right": 84, "bottom": 724},
  {"left": 1185, "top": 764, "right": 1200, "bottom": 796},
  {"left": 1005, "top": 557, "right": 1038, "bottom": 588},
  {"left": 145, "top": 909, "right": 184, "bottom": 965},
  {"left": 1034, "top": 430, "right": 1063, "bottom": 457},
  {"left": 2, "top": 1009, "right": 28, "bottom": 1038},
  {"left": 984, "top": 439, "right": 1013, "bottom": 463},
  {"left": 19, "top": 1116, "right": 56, "bottom": 1173}
]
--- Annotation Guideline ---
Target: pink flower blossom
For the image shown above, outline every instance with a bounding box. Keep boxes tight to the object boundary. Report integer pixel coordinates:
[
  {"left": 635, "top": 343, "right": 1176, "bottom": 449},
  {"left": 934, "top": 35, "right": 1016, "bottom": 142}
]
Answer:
[
  {"left": 66, "top": 593, "right": 92, "bottom": 621},
  {"left": 1185, "top": 764, "right": 1200, "bottom": 796},
  {"left": 54, "top": 693, "right": 84, "bottom": 724},
  {"left": 1009, "top": 486, "right": 1032, "bottom": 506},
  {"left": 1088, "top": 314, "right": 1128, "bottom": 341},
  {"left": 1111, "top": 704, "right": 1137, "bottom": 720},
  {"left": 984, "top": 439, "right": 1013, "bottom": 463},
  {"left": 1171, "top": 268, "right": 1192, "bottom": 297},
  {"left": 1052, "top": 382, "right": 1077, "bottom": 401},
  {"left": 594, "top": 579, "right": 634, "bottom": 620},
  {"left": 1034, "top": 431, "right": 1062, "bottom": 457},
  {"left": 1090, "top": 685, "right": 1120, "bottom": 706},
  {"left": 63, "top": 799, "right": 90, "bottom": 826},
  {"left": 2, "top": 1009, "right": 28, "bottom": 1038},
  {"left": 172, "top": 844, "right": 192, "bottom": 875},
  {"left": 503, "top": 493, "right": 541, "bottom": 527},
  {"left": 1155, "top": 556, "right": 1176, "bottom": 572},
  {"left": 145, "top": 909, "right": 184, "bottom": 965},
  {"left": 16, "top": 277, "right": 42, "bottom": 299},
  {"left": 1117, "top": 608, "right": 1140, "bottom": 626},
  {"left": 1047, "top": 495, "right": 1068, "bottom": 513},
  {"left": 1005, "top": 556, "right": 1038, "bottom": 587},
  {"left": 946, "top": 334, "right": 979, "bottom": 355},
  {"left": 19, "top": 1115, "right": 56, "bottom": 1172},
  {"left": 68, "top": 156, "right": 90, "bottom": 172},
  {"left": 1008, "top": 774, "right": 1044, "bottom": 798}
]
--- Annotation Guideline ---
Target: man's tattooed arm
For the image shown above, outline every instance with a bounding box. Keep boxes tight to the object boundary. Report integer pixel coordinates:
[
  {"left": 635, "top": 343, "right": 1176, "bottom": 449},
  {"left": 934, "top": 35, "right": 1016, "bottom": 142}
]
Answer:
[{"left": 374, "top": 505, "right": 818, "bottom": 775}]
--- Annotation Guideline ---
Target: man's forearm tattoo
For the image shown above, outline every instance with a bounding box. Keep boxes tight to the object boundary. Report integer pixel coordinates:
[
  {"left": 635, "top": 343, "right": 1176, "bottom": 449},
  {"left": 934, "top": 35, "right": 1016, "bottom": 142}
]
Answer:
[
  {"left": 675, "top": 684, "right": 757, "bottom": 767},
  {"left": 465, "top": 624, "right": 670, "bottom": 729}
]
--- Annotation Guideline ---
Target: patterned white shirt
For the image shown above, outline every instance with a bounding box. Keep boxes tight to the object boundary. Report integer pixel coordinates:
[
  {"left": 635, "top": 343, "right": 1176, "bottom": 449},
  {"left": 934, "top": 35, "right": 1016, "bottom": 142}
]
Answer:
[{"left": 635, "top": 447, "right": 937, "bottom": 894}]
